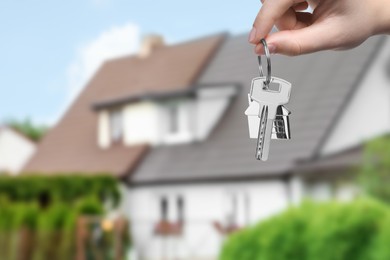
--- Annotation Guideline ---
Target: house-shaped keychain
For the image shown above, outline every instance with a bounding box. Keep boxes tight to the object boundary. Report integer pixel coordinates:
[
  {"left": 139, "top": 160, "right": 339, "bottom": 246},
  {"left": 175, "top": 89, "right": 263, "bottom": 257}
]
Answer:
[{"left": 245, "top": 94, "right": 291, "bottom": 140}]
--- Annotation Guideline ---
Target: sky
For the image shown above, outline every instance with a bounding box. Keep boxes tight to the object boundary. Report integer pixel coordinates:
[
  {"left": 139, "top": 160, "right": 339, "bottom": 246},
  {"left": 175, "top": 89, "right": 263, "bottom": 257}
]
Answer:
[{"left": 0, "top": 0, "right": 261, "bottom": 126}]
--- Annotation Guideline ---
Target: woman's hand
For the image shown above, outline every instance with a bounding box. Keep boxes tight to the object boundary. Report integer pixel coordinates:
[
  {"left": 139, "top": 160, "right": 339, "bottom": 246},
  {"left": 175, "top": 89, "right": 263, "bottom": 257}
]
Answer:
[{"left": 249, "top": 0, "right": 390, "bottom": 56}]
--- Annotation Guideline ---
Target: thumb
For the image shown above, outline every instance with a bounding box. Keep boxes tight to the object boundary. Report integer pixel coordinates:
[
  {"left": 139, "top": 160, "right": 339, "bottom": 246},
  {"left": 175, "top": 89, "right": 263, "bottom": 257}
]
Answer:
[{"left": 256, "top": 22, "right": 339, "bottom": 56}]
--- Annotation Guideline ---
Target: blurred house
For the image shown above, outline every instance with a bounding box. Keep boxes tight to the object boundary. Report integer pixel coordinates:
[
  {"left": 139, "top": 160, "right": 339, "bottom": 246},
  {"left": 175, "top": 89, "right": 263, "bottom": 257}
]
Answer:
[
  {"left": 0, "top": 126, "right": 36, "bottom": 174},
  {"left": 24, "top": 33, "right": 390, "bottom": 260}
]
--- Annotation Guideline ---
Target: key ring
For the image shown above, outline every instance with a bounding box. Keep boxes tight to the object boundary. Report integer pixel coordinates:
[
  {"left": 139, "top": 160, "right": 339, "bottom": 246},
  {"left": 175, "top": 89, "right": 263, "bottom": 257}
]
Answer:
[{"left": 257, "top": 39, "right": 272, "bottom": 87}]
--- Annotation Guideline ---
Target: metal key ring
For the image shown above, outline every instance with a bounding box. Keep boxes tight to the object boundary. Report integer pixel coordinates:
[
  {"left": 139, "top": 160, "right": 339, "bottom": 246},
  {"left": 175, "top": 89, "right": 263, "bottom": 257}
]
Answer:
[{"left": 257, "top": 39, "right": 272, "bottom": 87}]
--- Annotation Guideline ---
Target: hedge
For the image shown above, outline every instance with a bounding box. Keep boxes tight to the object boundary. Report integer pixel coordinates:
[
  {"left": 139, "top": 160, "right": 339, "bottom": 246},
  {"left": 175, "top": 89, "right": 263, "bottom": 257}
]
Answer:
[
  {"left": 0, "top": 174, "right": 120, "bottom": 206},
  {"left": 220, "top": 199, "right": 390, "bottom": 260},
  {"left": 0, "top": 197, "right": 103, "bottom": 232},
  {"left": 0, "top": 174, "right": 123, "bottom": 260}
]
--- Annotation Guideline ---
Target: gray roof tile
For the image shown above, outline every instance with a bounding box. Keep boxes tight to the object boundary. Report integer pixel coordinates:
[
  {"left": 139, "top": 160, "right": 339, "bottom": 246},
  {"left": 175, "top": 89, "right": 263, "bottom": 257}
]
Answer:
[{"left": 131, "top": 33, "right": 385, "bottom": 184}]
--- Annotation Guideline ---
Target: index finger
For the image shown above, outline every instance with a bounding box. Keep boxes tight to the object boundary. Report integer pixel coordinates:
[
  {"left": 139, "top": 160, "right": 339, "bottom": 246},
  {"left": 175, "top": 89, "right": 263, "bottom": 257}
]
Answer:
[{"left": 249, "top": 0, "right": 304, "bottom": 44}]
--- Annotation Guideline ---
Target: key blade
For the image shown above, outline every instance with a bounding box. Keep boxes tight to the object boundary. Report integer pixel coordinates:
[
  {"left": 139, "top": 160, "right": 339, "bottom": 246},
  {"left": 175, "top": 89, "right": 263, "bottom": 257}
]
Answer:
[
  {"left": 256, "top": 106, "right": 272, "bottom": 161},
  {"left": 257, "top": 119, "right": 272, "bottom": 161},
  {"left": 255, "top": 105, "right": 267, "bottom": 160}
]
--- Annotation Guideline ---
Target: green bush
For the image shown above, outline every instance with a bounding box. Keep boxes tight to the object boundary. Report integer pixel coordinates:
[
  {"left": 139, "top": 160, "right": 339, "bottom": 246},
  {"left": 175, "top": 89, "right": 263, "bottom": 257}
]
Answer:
[
  {"left": 0, "top": 174, "right": 126, "bottom": 260},
  {"left": 359, "top": 136, "right": 390, "bottom": 204},
  {"left": 370, "top": 216, "right": 390, "bottom": 260},
  {"left": 0, "top": 197, "right": 16, "bottom": 231},
  {"left": 219, "top": 227, "right": 259, "bottom": 260},
  {"left": 76, "top": 196, "right": 104, "bottom": 216},
  {"left": 0, "top": 174, "right": 120, "bottom": 207},
  {"left": 14, "top": 203, "right": 40, "bottom": 230},
  {"left": 38, "top": 204, "right": 74, "bottom": 231},
  {"left": 220, "top": 199, "right": 390, "bottom": 260}
]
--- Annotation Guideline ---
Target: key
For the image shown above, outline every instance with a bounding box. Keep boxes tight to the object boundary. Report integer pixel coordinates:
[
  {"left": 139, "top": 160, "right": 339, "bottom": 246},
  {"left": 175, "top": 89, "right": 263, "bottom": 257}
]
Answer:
[
  {"left": 250, "top": 76, "right": 292, "bottom": 161},
  {"left": 272, "top": 105, "right": 291, "bottom": 140},
  {"left": 244, "top": 99, "right": 291, "bottom": 140},
  {"left": 256, "top": 104, "right": 273, "bottom": 161}
]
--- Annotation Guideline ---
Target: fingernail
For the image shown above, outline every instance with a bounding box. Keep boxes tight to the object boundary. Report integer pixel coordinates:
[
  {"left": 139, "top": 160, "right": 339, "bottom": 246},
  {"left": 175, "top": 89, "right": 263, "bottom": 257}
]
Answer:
[
  {"left": 248, "top": 27, "right": 257, "bottom": 43},
  {"left": 268, "top": 44, "right": 276, "bottom": 54}
]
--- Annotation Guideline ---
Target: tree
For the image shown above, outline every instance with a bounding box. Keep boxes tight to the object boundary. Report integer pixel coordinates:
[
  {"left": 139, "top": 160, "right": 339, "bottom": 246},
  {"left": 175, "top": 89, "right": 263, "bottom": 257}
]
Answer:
[{"left": 6, "top": 118, "right": 48, "bottom": 142}]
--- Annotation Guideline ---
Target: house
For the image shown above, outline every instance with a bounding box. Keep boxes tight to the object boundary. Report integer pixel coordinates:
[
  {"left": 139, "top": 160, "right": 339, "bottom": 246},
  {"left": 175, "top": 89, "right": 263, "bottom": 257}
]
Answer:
[
  {"left": 24, "top": 32, "right": 390, "bottom": 260},
  {"left": 0, "top": 126, "right": 36, "bottom": 174}
]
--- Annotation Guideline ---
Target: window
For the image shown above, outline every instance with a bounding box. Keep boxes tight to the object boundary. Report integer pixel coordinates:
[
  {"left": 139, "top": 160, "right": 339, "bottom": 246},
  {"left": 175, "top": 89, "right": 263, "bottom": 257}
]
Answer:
[
  {"left": 177, "top": 196, "right": 184, "bottom": 223},
  {"left": 155, "top": 196, "right": 184, "bottom": 236},
  {"left": 160, "top": 197, "right": 168, "bottom": 221},
  {"left": 225, "top": 192, "right": 250, "bottom": 227},
  {"left": 167, "top": 105, "right": 179, "bottom": 134},
  {"left": 226, "top": 193, "right": 238, "bottom": 226},
  {"left": 109, "top": 109, "right": 123, "bottom": 143},
  {"left": 158, "top": 195, "right": 184, "bottom": 222}
]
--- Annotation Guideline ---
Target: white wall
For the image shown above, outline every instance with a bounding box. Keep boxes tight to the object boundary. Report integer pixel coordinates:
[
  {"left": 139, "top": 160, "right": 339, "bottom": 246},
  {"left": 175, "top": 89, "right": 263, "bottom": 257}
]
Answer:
[
  {"left": 289, "top": 175, "right": 305, "bottom": 205},
  {"left": 195, "top": 86, "right": 237, "bottom": 141},
  {"left": 159, "top": 100, "right": 195, "bottom": 145},
  {"left": 123, "top": 102, "right": 160, "bottom": 146},
  {"left": 124, "top": 180, "right": 289, "bottom": 260},
  {"left": 0, "top": 128, "right": 36, "bottom": 174},
  {"left": 98, "top": 110, "right": 110, "bottom": 148},
  {"left": 98, "top": 85, "right": 237, "bottom": 148},
  {"left": 123, "top": 176, "right": 360, "bottom": 260},
  {"left": 321, "top": 39, "right": 390, "bottom": 155},
  {"left": 305, "top": 181, "right": 333, "bottom": 202},
  {"left": 122, "top": 100, "right": 195, "bottom": 146}
]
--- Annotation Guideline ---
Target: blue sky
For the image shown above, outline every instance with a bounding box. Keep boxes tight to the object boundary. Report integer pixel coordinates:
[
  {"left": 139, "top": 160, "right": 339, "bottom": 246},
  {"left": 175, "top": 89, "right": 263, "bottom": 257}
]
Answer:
[{"left": 0, "top": 0, "right": 260, "bottom": 125}]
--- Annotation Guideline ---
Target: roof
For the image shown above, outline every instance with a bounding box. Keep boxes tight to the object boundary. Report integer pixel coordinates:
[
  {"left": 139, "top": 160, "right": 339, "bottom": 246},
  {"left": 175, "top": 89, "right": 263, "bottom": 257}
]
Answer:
[
  {"left": 130, "top": 33, "right": 385, "bottom": 184},
  {"left": 295, "top": 146, "right": 363, "bottom": 174},
  {"left": 93, "top": 82, "right": 239, "bottom": 110},
  {"left": 23, "top": 33, "right": 226, "bottom": 177}
]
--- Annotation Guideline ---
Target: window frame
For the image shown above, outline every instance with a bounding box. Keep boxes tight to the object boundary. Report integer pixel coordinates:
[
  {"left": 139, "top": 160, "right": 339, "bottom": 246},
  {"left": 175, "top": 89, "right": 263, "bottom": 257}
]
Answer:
[
  {"left": 160, "top": 196, "right": 168, "bottom": 221},
  {"left": 109, "top": 108, "right": 124, "bottom": 144},
  {"left": 167, "top": 104, "right": 180, "bottom": 135},
  {"left": 177, "top": 195, "right": 184, "bottom": 223}
]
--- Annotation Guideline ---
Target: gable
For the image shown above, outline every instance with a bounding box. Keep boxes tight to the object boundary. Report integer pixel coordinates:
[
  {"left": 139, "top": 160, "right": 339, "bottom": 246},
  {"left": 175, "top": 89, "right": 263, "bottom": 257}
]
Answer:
[
  {"left": 320, "top": 37, "right": 390, "bottom": 155},
  {"left": 23, "top": 34, "right": 225, "bottom": 176}
]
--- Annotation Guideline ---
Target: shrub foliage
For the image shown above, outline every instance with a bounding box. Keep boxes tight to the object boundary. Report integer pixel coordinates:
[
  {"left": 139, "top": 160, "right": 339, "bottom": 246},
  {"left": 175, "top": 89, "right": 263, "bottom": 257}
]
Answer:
[
  {"left": 0, "top": 174, "right": 120, "bottom": 206},
  {"left": 359, "top": 136, "right": 390, "bottom": 204},
  {"left": 220, "top": 199, "right": 390, "bottom": 260},
  {"left": 0, "top": 174, "right": 121, "bottom": 260}
]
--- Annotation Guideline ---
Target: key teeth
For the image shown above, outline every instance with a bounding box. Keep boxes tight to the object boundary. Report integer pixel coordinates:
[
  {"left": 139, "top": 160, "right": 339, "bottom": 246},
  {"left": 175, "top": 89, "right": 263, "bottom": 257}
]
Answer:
[{"left": 256, "top": 105, "right": 269, "bottom": 161}]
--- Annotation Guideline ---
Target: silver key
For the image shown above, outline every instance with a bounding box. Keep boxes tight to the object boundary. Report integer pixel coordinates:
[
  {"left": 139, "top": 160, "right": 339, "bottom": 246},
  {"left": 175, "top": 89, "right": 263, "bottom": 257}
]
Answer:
[
  {"left": 250, "top": 76, "right": 292, "bottom": 161},
  {"left": 245, "top": 99, "right": 291, "bottom": 140},
  {"left": 272, "top": 105, "right": 291, "bottom": 140}
]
